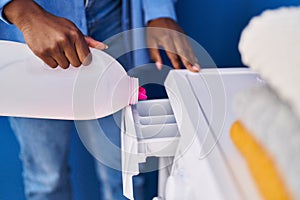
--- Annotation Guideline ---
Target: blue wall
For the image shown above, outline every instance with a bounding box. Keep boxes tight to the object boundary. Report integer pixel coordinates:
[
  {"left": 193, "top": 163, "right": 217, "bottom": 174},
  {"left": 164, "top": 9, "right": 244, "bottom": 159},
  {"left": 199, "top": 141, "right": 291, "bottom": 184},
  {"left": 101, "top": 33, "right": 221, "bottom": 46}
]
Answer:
[
  {"left": 176, "top": 0, "right": 300, "bottom": 67},
  {"left": 1, "top": 1, "right": 300, "bottom": 200}
]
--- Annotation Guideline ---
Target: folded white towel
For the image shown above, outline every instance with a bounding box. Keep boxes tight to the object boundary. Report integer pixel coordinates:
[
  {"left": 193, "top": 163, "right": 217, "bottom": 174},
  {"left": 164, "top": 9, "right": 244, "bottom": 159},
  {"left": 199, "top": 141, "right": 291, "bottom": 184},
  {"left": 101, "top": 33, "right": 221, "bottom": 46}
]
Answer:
[
  {"left": 239, "top": 6, "right": 300, "bottom": 120},
  {"left": 234, "top": 85, "right": 300, "bottom": 199}
]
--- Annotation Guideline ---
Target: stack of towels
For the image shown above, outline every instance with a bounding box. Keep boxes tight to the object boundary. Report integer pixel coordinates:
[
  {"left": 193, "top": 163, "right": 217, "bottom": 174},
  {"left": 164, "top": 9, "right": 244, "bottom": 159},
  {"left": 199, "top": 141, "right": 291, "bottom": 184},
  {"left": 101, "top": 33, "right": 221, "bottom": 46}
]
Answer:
[{"left": 230, "top": 7, "right": 300, "bottom": 200}]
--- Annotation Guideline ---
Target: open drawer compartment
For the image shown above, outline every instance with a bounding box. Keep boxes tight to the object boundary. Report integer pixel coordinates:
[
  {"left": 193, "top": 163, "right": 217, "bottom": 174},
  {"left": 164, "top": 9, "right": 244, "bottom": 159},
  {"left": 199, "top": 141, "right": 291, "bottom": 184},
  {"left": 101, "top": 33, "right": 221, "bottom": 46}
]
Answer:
[
  {"left": 121, "top": 99, "right": 180, "bottom": 199},
  {"left": 125, "top": 99, "right": 180, "bottom": 155}
]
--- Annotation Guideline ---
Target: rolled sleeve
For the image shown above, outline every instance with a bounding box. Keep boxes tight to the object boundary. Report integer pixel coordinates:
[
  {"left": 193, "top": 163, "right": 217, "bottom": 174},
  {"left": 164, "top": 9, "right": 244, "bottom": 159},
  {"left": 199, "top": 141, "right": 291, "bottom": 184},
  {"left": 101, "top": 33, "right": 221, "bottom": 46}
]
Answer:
[
  {"left": 142, "top": 0, "right": 177, "bottom": 24},
  {"left": 0, "top": 0, "right": 12, "bottom": 24}
]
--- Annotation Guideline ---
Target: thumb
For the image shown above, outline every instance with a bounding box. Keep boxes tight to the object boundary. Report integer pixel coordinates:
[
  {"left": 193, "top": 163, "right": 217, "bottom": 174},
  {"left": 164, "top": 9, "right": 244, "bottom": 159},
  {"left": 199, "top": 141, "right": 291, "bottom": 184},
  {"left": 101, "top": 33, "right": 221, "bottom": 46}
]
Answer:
[{"left": 84, "top": 36, "right": 108, "bottom": 50}]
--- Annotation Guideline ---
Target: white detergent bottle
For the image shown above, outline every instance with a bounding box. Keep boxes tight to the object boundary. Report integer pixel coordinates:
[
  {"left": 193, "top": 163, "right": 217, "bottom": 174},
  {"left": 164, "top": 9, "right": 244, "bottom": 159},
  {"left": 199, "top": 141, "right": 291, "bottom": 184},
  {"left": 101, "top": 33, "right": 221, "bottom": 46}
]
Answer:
[{"left": 0, "top": 40, "right": 138, "bottom": 120}]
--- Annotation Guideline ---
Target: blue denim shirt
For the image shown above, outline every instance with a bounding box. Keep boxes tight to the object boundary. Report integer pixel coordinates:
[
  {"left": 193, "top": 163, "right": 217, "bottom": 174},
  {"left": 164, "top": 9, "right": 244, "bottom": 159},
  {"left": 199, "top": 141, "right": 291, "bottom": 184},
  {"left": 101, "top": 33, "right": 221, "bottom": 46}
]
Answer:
[
  {"left": 0, "top": 0, "right": 177, "bottom": 67},
  {"left": 0, "top": 0, "right": 177, "bottom": 42}
]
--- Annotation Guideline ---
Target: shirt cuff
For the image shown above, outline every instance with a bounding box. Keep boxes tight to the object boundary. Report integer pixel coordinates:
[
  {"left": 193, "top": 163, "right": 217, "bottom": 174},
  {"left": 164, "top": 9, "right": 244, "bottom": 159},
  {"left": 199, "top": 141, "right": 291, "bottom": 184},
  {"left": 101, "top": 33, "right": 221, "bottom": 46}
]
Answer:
[
  {"left": 142, "top": 0, "right": 177, "bottom": 25},
  {"left": 0, "top": 0, "right": 13, "bottom": 24}
]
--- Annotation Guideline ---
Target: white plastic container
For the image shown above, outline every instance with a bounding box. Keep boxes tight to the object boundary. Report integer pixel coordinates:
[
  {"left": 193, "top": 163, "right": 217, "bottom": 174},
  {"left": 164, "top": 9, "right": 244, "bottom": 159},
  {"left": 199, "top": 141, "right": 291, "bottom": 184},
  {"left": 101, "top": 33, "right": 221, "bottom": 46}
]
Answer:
[{"left": 0, "top": 40, "right": 138, "bottom": 120}]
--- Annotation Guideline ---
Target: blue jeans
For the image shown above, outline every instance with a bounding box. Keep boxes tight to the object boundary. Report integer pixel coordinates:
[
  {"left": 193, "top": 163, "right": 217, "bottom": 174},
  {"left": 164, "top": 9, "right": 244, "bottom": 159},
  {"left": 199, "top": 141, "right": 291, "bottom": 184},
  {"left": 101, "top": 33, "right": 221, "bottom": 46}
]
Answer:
[{"left": 9, "top": 0, "right": 144, "bottom": 199}]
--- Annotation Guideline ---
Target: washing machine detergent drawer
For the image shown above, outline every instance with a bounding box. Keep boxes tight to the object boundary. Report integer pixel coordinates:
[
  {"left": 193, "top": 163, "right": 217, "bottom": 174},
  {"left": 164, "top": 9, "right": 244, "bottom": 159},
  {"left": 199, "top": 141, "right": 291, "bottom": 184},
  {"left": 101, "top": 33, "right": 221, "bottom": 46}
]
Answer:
[{"left": 122, "top": 68, "right": 265, "bottom": 200}]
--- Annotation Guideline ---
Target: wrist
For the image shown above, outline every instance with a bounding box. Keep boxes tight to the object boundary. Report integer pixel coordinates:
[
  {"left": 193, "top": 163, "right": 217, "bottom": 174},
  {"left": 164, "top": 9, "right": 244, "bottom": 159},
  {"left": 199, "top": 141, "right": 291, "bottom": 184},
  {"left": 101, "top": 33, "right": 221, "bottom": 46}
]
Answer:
[
  {"left": 3, "top": 0, "right": 43, "bottom": 30},
  {"left": 147, "top": 17, "right": 175, "bottom": 26}
]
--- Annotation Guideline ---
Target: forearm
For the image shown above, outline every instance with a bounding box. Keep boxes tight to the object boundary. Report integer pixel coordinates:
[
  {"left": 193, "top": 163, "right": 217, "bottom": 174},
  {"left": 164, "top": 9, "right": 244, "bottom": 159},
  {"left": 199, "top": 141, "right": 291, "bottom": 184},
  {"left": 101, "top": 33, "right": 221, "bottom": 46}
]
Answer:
[{"left": 3, "top": 0, "right": 44, "bottom": 30}]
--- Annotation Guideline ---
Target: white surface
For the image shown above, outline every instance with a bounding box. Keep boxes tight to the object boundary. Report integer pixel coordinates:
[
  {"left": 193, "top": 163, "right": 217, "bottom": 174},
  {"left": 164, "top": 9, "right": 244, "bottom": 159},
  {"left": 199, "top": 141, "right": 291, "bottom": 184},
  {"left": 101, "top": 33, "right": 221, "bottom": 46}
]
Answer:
[
  {"left": 0, "top": 40, "right": 138, "bottom": 120},
  {"left": 122, "top": 106, "right": 140, "bottom": 200},
  {"left": 135, "top": 123, "right": 178, "bottom": 139},
  {"left": 164, "top": 68, "right": 263, "bottom": 200},
  {"left": 138, "top": 115, "right": 176, "bottom": 125},
  {"left": 135, "top": 99, "right": 174, "bottom": 116},
  {"left": 239, "top": 7, "right": 300, "bottom": 120},
  {"left": 165, "top": 137, "right": 223, "bottom": 200},
  {"left": 121, "top": 99, "right": 179, "bottom": 199}
]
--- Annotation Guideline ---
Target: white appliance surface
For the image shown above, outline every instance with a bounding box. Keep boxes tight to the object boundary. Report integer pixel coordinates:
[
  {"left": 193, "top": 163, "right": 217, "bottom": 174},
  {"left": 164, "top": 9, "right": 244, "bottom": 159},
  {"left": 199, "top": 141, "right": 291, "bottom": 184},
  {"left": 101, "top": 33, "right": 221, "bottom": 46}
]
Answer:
[{"left": 164, "top": 68, "right": 264, "bottom": 200}]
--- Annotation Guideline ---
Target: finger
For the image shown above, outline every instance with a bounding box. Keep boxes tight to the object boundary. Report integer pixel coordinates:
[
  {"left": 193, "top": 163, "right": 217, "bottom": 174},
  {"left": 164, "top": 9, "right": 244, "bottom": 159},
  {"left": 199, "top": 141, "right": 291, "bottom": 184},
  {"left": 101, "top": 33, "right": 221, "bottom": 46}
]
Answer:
[
  {"left": 62, "top": 41, "right": 81, "bottom": 68},
  {"left": 161, "top": 39, "right": 181, "bottom": 69},
  {"left": 84, "top": 36, "right": 108, "bottom": 50},
  {"left": 166, "top": 51, "right": 181, "bottom": 70},
  {"left": 177, "top": 37, "right": 199, "bottom": 72},
  {"left": 147, "top": 34, "right": 163, "bottom": 70},
  {"left": 180, "top": 56, "right": 200, "bottom": 72},
  {"left": 41, "top": 56, "right": 58, "bottom": 69},
  {"left": 173, "top": 33, "right": 200, "bottom": 72},
  {"left": 53, "top": 47, "right": 70, "bottom": 69},
  {"left": 148, "top": 46, "right": 163, "bottom": 70},
  {"left": 75, "top": 34, "right": 91, "bottom": 66},
  {"left": 182, "top": 36, "right": 200, "bottom": 70}
]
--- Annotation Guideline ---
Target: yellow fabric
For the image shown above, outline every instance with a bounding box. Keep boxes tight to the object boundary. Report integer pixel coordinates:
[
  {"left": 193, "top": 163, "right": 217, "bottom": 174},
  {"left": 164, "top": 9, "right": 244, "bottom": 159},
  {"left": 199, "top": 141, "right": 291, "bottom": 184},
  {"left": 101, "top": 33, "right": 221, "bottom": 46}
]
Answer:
[{"left": 230, "top": 121, "right": 292, "bottom": 200}]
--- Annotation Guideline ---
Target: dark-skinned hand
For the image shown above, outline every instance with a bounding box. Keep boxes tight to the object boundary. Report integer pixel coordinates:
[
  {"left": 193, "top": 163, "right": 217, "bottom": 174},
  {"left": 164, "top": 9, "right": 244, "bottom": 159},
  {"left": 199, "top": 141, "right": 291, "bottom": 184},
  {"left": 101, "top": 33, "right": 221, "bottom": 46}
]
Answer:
[
  {"left": 147, "top": 18, "right": 200, "bottom": 72},
  {"left": 3, "top": 0, "right": 107, "bottom": 69}
]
